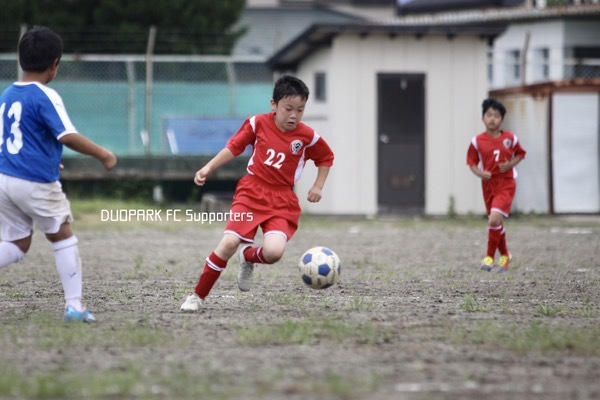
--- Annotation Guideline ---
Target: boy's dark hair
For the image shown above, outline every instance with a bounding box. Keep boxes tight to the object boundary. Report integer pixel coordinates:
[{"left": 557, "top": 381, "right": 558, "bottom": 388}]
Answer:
[
  {"left": 272, "top": 75, "right": 309, "bottom": 103},
  {"left": 482, "top": 98, "right": 506, "bottom": 118},
  {"left": 18, "top": 26, "right": 63, "bottom": 73}
]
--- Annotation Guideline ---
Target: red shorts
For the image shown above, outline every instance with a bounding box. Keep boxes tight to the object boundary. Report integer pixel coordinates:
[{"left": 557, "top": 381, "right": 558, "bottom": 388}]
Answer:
[
  {"left": 224, "top": 174, "right": 301, "bottom": 243},
  {"left": 481, "top": 178, "right": 516, "bottom": 217}
]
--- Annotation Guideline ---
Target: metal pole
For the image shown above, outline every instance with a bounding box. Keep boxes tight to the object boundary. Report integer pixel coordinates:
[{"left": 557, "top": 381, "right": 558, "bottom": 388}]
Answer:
[
  {"left": 126, "top": 60, "right": 136, "bottom": 154},
  {"left": 144, "top": 25, "right": 157, "bottom": 156},
  {"left": 225, "top": 60, "right": 236, "bottom": 116},
  {"left": 520, "top": 31, "right": 530, "bottom": 86},
  {"left": 17, "top": 24, "right": 27, "bottom": 81}
]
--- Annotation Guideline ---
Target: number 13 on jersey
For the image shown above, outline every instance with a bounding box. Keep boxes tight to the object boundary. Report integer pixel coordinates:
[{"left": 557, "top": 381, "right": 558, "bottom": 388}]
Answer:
[{"left": 0, "top": 101, "right": 24, "bottom": 154}]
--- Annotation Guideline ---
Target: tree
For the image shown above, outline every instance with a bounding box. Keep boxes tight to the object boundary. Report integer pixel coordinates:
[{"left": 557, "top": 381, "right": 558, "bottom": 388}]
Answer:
[{"left": 0, "top": 0, "right": 247, "bottom": 54}]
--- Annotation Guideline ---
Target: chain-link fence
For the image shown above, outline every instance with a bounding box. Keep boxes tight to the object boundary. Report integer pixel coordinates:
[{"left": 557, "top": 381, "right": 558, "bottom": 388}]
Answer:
[
  {"left": 2, "top": 48, "right": 598, "bottom": 156},
  {"left": 0, "top": 54, "right": 273, "bottom": 156}
]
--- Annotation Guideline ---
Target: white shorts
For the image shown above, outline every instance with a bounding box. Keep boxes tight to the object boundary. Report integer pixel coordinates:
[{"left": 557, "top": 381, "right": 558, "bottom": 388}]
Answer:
[{"left": 0, "top": 173, "right": 73, "bottom": 241}]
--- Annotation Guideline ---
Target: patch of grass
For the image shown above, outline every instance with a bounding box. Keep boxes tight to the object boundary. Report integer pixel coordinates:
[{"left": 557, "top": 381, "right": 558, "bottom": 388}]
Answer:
[
  {"left": 234, "top": 318, "right": 390, "bottom": 346},
  {"left": 454, "top": 321, "right": 600, "bottom": 355},
  {"left": 267, "top": 292, "right": 308, "bottom": 306},
  {"left": 305, "top": 372, "right": 382, "bottom": 398},
  {"left": 0, "top": 313, "right": 166, "bottom": 349},
  {"left": 463, "top": 293, "right": 486, "bottom": 312},
  {"left": 575, "top": 304, "right": 595, "bottom": 317},
  {"left": 4, "top": 290, "right": 27, "bottom": 299},
  {"left": 537, "top": 304, "right": 566, "bottom": 316},
  {"left": 124, "top": 255, "right": 146, "bottom": 280},
  {"left": 349, "top": 296, "right": 376, "bottom": 312},
  {"left": 0, "top": 360, "right": 241, "bottom": 399},
  {"left": 356, "top": 263, "right": 396, "bottom": 282}
]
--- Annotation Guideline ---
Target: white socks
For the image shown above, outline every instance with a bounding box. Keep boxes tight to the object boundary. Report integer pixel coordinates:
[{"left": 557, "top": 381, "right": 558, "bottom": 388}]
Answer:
[
  {"left": 0, "top": 241, "right": 25, "bottom": 268},
  {"left": 52, "top": 236, "right": 83, "bottom": 311}
]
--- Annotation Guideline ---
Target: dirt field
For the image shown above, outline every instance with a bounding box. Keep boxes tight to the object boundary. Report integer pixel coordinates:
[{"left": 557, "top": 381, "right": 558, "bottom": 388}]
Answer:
[{"left": 1, "top": 211, "right": 599, "bottom": 399}]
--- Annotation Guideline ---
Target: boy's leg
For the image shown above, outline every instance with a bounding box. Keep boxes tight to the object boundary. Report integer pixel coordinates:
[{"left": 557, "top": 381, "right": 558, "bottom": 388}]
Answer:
[
  {"left": 195, "top": 233, "right": 240, "bottom": 299},
  {"left": 498, "top": 225, "right": 508, "bottom": 255},
  {"left": 0, "top": 175, "right": 33, "bottom": 267},
  {"left": 237, "top": 217, "right": 295, "bottom": 291},
  {"left": 243, "top": 232, "right": 287, "bottom": 264},
  {"left": 46, "top": 223, "right": 83, "bottom": 312},
  {"left": 182, "top": 233, "right": 242, "bottom": 311},
  {"left": 492, "top": 181, "right": 515, "bottom": 271},
  {"left": 496, "top": 225, "right": 512, "bottom": 271},
  {"left": 486, "top": 211, "right": 504, "bottom": 259},
  {"left": 0, "top": 238, "right": 28, "bottom": 268},
  {"left": 481, "top": 210, "right": 504, "bottom": 271}
]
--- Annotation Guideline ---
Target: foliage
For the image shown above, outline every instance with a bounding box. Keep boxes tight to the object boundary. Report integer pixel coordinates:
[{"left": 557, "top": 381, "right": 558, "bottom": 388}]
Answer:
[{"left": 0, "top": 0, "right": 247, "bottom": 54}]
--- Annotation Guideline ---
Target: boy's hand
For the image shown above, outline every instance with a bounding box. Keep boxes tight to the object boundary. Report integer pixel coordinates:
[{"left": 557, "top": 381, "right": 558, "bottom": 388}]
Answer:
[
  {"left": 194, "top": 166, "right": 210, "bottom": 186},
  {"left": 100, "top": 151, "right": 117, "bottom": 171},
  {"left": 307, "top": 186, "right": 323, "bottom": 203},
  {"left": 480, "top": 170, "right": 492, "bottom": 180},
  {"left": 498, "top": 161, "right": 512, "bottom": 172}
]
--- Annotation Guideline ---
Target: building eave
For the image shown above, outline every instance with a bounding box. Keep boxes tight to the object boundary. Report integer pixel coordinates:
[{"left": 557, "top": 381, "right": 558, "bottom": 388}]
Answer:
[
  {"left": 386, "top": 3, "right": 600, "bottom": 26},
  {"left": 267, "top": 22, "right": 505, "bottom": 71}
]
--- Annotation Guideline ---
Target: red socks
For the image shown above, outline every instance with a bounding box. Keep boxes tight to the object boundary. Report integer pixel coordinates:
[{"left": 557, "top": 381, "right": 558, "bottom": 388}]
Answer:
[
  {"left": 486, "top": 225, "right": 502, "bottom": 258},
  {"left": 194, "top": 246, "right": 274, "bottom": 299},
  {"left": 497, "top": 227, "right": 508, "bottom": 256},
  {"left": 243, "top": 246, "right": 270, "bottom": 264},
  {"left": 194, "top": 252, "right": 227, "bottom": 299}
]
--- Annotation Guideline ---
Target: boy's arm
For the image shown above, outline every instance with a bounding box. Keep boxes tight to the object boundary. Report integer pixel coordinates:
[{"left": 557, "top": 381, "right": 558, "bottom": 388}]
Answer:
[
  {"left": 469, "top": 164, "right": 491, "bottom": 180},
  {"left": 307, "top": 166, "right": 330, "bottom": 203},
  {"left": 59, "top": 133, "right": 116, "bottom": 171},
  {"left": 499, "top": 155, "right": 523, "bottom": 173},
  {"left": 194, "top": 147, "right": 235, "bottom": 186}
]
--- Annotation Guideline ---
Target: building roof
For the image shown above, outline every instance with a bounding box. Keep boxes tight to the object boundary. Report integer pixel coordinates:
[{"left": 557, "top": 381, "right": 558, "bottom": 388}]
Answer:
[
  {"left": 267, "top": 22, "right": 505, "bottom": 71},
  {"left": 232, "top": 7, "right": 363, "bottom": 58},
  {"left": 385, "top": 2, "right": 600, "bottom": 25},
  {"left": 267, "top": 3, "right": 600, "bottom": 70},
  {"left": 396, "top": 0, "right": 525, "bottom": 15}
]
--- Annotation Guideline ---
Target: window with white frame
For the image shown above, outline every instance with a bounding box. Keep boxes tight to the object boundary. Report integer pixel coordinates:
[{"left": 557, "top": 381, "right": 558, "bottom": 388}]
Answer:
[
  {"left": 314, "top": 72, "right": 326, "bottom": 102},
  {"left": 533, "top": 48, "right": 550, "bottom": 81},
  {"left": 507, "top": 49, "right": 521, "bottom": 83}
]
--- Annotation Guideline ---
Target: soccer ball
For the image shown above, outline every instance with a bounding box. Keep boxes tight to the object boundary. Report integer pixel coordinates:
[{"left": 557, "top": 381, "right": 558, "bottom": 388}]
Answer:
[{"left": 298, "top": 246, "right": 341, "bottom": 289}]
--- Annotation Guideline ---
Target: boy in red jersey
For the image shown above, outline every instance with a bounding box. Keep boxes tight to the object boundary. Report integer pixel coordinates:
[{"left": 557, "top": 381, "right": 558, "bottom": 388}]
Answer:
[
  {"left": 467, "top": 98, "right": 526, "bottom": 272},
  {"left": 181, "top": 75, "right": 334, "bottom": 311}
]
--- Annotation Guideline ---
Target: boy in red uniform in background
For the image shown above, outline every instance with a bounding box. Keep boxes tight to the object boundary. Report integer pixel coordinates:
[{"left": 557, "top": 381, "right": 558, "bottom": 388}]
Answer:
[
  {"left": 467, "top": 98, "right": 526, "bottom": 272},
  {"left": 181, "top": 75, "right": 334, "bottom": 311}
]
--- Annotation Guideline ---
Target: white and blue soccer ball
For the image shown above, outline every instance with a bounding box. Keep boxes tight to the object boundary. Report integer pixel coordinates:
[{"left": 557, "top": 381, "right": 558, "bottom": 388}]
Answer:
[{"left": 298, "top": 246, "right": 341, "bottom": 289}]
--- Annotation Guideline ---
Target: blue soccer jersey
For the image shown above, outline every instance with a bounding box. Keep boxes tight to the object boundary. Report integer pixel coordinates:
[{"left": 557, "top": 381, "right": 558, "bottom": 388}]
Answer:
[{"left": 0, "top": 82, "right": 77, "bottom": 183}]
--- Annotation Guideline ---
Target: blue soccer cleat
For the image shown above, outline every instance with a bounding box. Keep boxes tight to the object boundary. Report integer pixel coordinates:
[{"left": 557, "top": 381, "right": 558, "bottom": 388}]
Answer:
[{"left": 64, "top": 305, "right": 97, "bottom": 323}]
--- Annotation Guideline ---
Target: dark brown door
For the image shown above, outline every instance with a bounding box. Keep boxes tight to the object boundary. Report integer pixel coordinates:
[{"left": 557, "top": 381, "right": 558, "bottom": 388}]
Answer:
[{"left": 377, "top": 73, "right": 425, "bottom": 213}]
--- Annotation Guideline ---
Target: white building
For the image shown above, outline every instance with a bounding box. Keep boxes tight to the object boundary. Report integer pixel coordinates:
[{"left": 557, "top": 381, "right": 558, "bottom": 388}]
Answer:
[
  {"left": 266, "top": 1, "right": 600, "bottom": 215},
  {"left": 268, "top": 24, "right": 500, "bottom": 215}
]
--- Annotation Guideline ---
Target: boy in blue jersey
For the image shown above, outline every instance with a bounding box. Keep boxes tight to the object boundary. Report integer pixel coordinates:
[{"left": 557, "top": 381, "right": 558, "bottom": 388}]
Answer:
[{"left": 0, "top": 27, "right": 117, "bottom": 322}]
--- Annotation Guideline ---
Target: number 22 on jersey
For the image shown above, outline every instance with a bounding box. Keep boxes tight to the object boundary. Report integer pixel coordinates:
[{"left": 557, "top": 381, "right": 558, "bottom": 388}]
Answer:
[{"left": 264, "top": 148, "right": 285, "bottom": 169}]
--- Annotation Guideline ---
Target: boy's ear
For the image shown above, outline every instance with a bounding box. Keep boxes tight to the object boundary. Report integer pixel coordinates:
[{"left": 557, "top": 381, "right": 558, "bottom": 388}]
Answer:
[
  {"left": 270, "top": 99, "right": 276, "bottom": 111},
  {"left": 50, "top": 58, "right": 60, "bottom": 70}
]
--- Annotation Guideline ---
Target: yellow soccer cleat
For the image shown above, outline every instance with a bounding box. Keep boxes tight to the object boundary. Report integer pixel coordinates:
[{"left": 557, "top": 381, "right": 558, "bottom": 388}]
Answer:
[
  {"left": 497, "top": 253, "right": 512, "bottom": 273},
  {"left": 480, "top": 256, "right": 494, "bottom": 272}
]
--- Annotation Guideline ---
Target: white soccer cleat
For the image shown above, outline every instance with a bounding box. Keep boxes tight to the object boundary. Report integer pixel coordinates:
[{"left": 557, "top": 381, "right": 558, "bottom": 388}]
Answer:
[
  {"left": 180, "top": 293, "right": 203, "bottom": 312},
  {"left": 237, "top": 245, "right": 255, "bottom": 292}
]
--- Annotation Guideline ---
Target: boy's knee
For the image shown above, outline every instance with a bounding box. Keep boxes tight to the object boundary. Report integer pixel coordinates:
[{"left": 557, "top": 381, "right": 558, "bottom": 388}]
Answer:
[
  {"left": 0, "top": 241, "right": 26, "bottom": 267},
  {"left": 488, "top": 213, "right": 504, "bottom": 227},
  {"left": 262, "top": 248, "right": 284, "bottom": 264}
]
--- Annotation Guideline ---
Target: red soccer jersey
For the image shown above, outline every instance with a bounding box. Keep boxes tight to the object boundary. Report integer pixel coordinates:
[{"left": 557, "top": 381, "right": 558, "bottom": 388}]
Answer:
[
  {"left": 466, "top": 130, "right": 526, "bottom": 179},
  {"left": 226, "top": 113, "right": 334, "bottom": 187}
]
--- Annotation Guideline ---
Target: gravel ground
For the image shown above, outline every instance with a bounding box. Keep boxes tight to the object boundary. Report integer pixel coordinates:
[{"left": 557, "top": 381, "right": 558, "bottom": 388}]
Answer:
[{"left": 0, "top": 213, "right": 599, "bottom": 399}]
